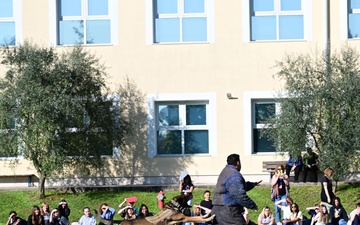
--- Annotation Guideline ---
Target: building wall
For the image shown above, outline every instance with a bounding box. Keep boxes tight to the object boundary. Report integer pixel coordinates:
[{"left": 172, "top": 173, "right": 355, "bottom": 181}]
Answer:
[{"left": 1, "top": 0, "right": 360, "bottom": 187}]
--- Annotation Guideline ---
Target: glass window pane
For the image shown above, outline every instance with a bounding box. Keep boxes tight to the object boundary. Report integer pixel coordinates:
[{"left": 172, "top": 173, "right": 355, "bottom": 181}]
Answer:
[
  {"left": 251, "top": 16, "right": 276, "bottom": 40},
  {"left": 253, "top": 129, "right": 275, "bottom": 153},
  {"left": 158, "top": 105, "right": 179, "bottom": 126},
  {"left": 182, "top": 18, "right": 207, "bottom": 42},
  {"left": 0, "top": 22, "right": 15, "bottom": 46},
  {"left": 255, "top": 103, "right": 275, "bottom": 124},
  {"left": 349, "top": 14, "right": 360, "bottom": 38},
  {"left": 185, "top": 130, "right": 209, "bottom": 154},
  {"left": 0, "top": 0, "right": 13, "bottom": 17},
  {"left": 86, "top": 20, "right": 111, "bottom": 44},
  {"left": 186, "top": 105, "right": 206, "bottom": 125},
  {"left": 279, "top": 15, "right": 304, "bottom": 39},
  {"left": 350, "top": 0, "right": 360, "bottom": 9},
  {"left": 281, "top": 0, "right": 301, "bottom": 11},
  {"left": 155, "top": 18, "right": 180, "bottom": 43},
  {"left": 59, "top": 20, "right": 84, "bottom": 45},
  {"left": 88, "top": 0, "right": 108, "bottom": 15},
  {"left": 157, "top": 130, "right": 182, "bottom": 154},
  {"left": 184, "top": 0, "right": 204, "bottom": 13},
  {"left": 155, "top": 0, "right": 178, "bottom": 14},
  {"left": 60, "top": 0, "right": 81, "bottom": 17},
  {"left": 252, "top": 0, "right": 274, "bottom": 11}
]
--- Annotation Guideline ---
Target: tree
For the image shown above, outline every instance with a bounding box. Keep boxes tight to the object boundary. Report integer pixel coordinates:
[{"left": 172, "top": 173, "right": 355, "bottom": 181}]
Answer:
[
  {"left": 0, "top": 41, "right": 130, "bottom": 198},
  {"left": 263, "top": 45, "right": 360, "bottom": 190}
]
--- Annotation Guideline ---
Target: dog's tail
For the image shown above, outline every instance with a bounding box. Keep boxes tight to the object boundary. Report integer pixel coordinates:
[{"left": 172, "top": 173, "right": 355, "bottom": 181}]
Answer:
[{"left": 94, "top": 210, "right": 124, "bottom": 225}]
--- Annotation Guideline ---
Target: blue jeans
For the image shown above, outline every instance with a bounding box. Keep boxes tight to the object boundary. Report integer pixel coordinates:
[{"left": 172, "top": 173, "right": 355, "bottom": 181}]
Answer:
[
  {"left": 274, "top": 195, "right": 287, "bottom": 223},
  {"left": 338, "top": 219, "right": 347, "bottom": 225}
]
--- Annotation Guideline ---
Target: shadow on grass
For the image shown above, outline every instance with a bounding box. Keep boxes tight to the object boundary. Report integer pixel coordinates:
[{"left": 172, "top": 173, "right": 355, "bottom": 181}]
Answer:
[{"left": 337, "top": 182, "right": 360, "bottom": 191}]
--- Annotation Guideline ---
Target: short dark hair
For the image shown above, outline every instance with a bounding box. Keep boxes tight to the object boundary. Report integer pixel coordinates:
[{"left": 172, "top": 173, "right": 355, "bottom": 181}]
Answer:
[
  {"left": 204, "top": 190, "right": 211, "bottom": 195},
  {"left": 9, "top": 211, "right": 17, "bottom": 216},
  {"left": 227, "top": 154, "right": 240, "bottom": 166}
]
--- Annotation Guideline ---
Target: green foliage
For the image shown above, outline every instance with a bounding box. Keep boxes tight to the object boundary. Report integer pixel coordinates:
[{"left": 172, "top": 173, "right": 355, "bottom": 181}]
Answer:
[
  {"left": 0, "top": 41, "right": 129, "bottom": 197},
  {"left": 0, "top": 184, "right": 359, "bottom": 225},
  {"left": 263, "top": 45, "right": 360, "bottom": 182}
]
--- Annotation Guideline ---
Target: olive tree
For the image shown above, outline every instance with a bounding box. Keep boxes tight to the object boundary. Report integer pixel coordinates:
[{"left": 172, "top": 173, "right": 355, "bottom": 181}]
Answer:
[
  {"left": 0, "top": 42, "right": 130, "bottom": 198},
  {"left": 263, "top": 46, "right": 360, "bottom": 190}
]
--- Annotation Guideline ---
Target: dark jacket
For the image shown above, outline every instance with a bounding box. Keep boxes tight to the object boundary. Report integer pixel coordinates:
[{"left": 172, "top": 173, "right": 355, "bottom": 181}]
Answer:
[{"left": 213, "top": 165, "right": 257, "bottom": 209}]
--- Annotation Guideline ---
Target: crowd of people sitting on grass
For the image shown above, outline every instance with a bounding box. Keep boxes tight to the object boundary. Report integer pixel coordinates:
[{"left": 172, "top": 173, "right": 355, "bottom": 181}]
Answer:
[{"left": 4, "top": 165, "right": 360, "bottom": 225}]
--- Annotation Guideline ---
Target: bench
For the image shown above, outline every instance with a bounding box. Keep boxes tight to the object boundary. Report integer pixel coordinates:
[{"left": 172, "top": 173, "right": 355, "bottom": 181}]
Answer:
[
  {"left": 0, "top": 174, "right": 36, "bottom": 187},
  {"left": 262, "top": 161, "right": 287, "bottom": 182}
]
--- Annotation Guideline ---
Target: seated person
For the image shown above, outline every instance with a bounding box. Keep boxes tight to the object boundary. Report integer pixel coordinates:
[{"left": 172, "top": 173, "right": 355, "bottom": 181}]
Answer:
[
  {"left": 49, "top": 209, "right": 61, "bottom": 225},
  {"left": 99, "top": 203, "right": 116, "bottom": 221},
  {"left": 200, "top": 190, "right": 213, "bottom": 216},
  {"left": 6, "top": 211, "right": 25, "bottom": 225},
  {"left": 330, "top": 197, "right": 348, "bottom": 225},
  {"left": 137, "top": 204, "right": 153, "bottom": 219},
  {"left": 118, "top": 197, "right": 138, "bottom": 217},
  {"left": 280, "top": 203, "right": 303, "bottom": 225},
  {"left": 78, "top": 207, "right": 96, "bottom": 225},
  {"left": 348, "top": 203, "right": 360, "bottom": 225},
  {"left": 258, "top": 206, "right": 275, "bottom": 225},
  {"left": 118, "top": 207, "right": 136, "bottom": 220},
  {"left": 310, "top": 205, "right": 329, "bottom": 225},
  {"left": 190, "top": 204, "right": 212, "bottom": 225}
]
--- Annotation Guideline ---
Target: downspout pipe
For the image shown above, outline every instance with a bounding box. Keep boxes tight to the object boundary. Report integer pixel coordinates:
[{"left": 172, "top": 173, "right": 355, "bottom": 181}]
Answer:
[{"left": 324, "top": 0, "right": 330, "bottom": 77}]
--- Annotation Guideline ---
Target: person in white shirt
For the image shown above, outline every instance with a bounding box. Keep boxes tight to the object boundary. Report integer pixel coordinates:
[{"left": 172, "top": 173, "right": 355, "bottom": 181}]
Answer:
[
  {"left": 275, "top": 197, "right": 294, "bottom": 224},
  {"left": 258, "top": 206, "right": 275, "bottom": 225},
  {"left": 279, "top": 203, "right": 303, "bottom": 225},
  {"left": 78, "top": 207, "right": 96, "bottom": 225}
]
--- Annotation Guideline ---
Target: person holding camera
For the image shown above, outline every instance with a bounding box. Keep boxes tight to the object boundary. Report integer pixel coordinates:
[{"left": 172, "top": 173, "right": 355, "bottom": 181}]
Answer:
[{"left": 271, "top": 164, "right": 290, "bottom": 224}]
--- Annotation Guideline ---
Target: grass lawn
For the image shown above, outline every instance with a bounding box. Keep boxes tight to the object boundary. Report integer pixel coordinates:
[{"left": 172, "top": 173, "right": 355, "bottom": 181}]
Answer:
[{"left": 0, "top": 183, "right": 359, "bottom": 225}]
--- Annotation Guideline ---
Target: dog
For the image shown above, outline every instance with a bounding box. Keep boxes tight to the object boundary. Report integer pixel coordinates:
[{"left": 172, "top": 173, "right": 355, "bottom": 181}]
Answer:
[{"left": 95, "top": 195, "right": 215, "bottom": 225}]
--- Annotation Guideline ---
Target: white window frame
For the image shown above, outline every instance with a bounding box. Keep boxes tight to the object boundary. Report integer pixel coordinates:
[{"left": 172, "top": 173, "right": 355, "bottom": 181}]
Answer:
[
  {"left": 0, "top": 0, "right": 22, "bottom": 46},
  {"left": 65, "top": 95, "right": 120, "bottom": 158},
  {"left": 145, "top": 0, "right": 215, "bottom": 44},
  {"left": 49, "top": 0, "right": 118, "bottom": 46},
  {"left": 242, "top": 0, "right": 312, "bottom": 42},
  {"left": 244, "top": 91, "right": 280, "bottom": 155},
  {"left": 147, "top": 92, "right": 216, "bottom": 158},
  {"left": 0, "top": 95, "right": 120, "bottom": 159},
  {"left": 340, "top": 0, "right": 360, "bottom": 40}
]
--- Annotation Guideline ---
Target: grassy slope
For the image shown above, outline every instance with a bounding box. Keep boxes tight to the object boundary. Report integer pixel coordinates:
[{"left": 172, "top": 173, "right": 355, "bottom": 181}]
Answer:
[{"left": 0, "top": 183, "right": 359, "bottom": 225}]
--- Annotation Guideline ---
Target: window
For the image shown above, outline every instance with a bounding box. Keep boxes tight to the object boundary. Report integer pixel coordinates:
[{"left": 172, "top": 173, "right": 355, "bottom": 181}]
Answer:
[
  {"left": 0, "top": 0, "right": 22, "bottom": 46},
  {"left": 348, "top": 0, "right": 360, "bottom": 38},
  {"left": 244, "top": 91, "right": 280, "bottom": 155},
  {"left": 59, "top": 97, "right": 120, "bottom": 157},
  {"left": 50, "top": 0, "right": 118, "bottom": 45},
  {"left": 146, "top": 0, "right": 215, "bottom": 44},
  {"left": 0, "top": 117, "right": 17, "bottom": 158},
  {"left": 148, "top": 93, "right": 216, "bottom": 157},
  {"left": 242, "top": 0, "right": 311, "bottom": 41},
  {"left": 252, "top": 101, "right": 279, "bottom": 153}
]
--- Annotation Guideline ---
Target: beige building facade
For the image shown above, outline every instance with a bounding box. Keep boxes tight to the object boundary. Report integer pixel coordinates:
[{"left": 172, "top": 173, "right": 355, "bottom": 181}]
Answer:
[{"left": 0, "top": 0, "right": 359, "bottom": 187}]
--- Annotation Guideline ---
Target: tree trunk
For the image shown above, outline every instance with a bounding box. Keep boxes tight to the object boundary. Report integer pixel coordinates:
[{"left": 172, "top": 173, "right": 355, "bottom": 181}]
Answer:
[
  {"left": 39, "top": 172, "right": 46, "bottom": 199},
  {"left": 334, "top": 179, "right": 338, "bottom": 194}
]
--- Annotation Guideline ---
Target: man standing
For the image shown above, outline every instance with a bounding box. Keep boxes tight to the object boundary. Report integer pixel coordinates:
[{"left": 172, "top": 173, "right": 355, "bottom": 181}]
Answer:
[{"left": 212, "top": 154, "right": 261, "bottom": 225}]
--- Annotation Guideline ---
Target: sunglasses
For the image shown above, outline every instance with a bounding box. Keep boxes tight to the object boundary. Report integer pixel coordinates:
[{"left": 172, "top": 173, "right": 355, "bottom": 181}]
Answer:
[{"left": 102, "top": 208, "right": 107, "bottom": 210}]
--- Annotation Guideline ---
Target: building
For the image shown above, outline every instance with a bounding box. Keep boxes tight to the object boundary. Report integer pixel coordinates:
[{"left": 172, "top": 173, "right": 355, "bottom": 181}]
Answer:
[{"left": 0, "top": 0, "right": 359, "bottom": 187}]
